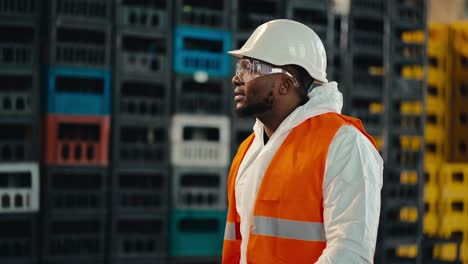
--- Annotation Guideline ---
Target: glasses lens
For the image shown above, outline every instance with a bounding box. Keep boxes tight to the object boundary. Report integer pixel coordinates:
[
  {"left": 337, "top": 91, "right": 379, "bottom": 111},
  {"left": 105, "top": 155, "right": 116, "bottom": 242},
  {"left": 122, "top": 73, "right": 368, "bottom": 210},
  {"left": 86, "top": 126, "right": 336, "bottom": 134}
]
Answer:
[{"left": 236, "top": 59, "right": 253, "bottom": 82}]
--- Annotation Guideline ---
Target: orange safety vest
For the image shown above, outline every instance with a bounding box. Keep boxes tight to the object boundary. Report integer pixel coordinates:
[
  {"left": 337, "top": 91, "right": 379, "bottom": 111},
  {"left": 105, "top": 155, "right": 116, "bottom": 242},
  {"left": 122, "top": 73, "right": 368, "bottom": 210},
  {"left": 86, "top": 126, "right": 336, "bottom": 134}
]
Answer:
[{"left": 222, "top": 113, "right": 376, "bottom": 264}]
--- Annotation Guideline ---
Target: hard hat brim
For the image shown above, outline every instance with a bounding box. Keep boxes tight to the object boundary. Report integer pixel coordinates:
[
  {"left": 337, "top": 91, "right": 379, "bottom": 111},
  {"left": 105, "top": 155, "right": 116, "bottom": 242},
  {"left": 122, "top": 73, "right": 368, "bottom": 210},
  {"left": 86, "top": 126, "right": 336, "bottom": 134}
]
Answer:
[{"left": 227, "top": 49, "right": 244, "bottom": 58}]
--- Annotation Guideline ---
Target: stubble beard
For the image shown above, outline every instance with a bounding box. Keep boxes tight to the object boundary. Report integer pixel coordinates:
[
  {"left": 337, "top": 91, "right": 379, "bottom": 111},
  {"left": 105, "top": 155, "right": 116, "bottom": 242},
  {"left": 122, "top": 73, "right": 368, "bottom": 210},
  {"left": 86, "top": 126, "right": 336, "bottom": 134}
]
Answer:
[{"left": 235, "top": 90, "right": 274, "bottom": 118}]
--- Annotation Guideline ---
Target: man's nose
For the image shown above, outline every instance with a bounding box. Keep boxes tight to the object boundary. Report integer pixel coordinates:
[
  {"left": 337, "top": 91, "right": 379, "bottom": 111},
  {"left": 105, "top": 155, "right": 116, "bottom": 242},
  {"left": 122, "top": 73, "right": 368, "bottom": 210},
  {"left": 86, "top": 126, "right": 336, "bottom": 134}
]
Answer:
[{"left": 232, "top": 74, "right": 244, "bottom": 86}]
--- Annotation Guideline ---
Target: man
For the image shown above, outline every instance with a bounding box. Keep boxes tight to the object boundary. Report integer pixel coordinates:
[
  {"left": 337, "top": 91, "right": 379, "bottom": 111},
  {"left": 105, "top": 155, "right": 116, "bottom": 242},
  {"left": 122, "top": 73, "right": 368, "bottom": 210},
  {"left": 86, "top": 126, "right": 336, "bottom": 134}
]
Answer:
[{"left": 222, "top": 19, "right": 383, "bottom": 264}]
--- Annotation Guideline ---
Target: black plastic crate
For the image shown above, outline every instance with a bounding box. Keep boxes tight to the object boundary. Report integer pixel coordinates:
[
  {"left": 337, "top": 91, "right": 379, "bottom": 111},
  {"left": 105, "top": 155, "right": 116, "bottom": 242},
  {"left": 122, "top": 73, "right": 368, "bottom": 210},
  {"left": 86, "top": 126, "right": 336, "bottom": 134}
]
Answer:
[
  {"left": 116, "top": 31, "right": 169, "bottom": 78},
  {"left": 389, "top": 148, "right": 422, "bottom": 167},
  {"left": 285, "top": 0, "right": 329, "bottom": 41},
  {"left": 175, "top": 0, "right": 229, "bottom": 29},
  {"left": 43, "top": 166, "right": 108, "bottom": 215},
  {"left": 174, "top": 75, "right": 230, "bottom": 114},
  {"left": 391, "top": 0, "right": 425, "bottom": 28},
  {"left": 0, "top": 0, "right": 38, "bottom": 23},
  {"left": 350, "top": 30, "right": 383, "bottom": 57},
  {"left": 42, "top": 214, "right": 106, "bottom": 261},
  {"left": 113, "top": 257, "right": 168, "bottom": 264},
  {"left": 351, "top": 69, "right": 384, "bottom": 95},
  {"left": 170, "top": 256, "right": 221, "bottom": 264},
  {"left": 48, "top": 22, "right": 111, "bottom": 68},
  {"left": 352, "top": 54, "right": 383, "bottom": 72},
  {"left": 349, "top": 109, "right": 382, "bottom": 133},
  {"left": 232, "top": 0, "right": 283, "bottom": 32},
  {"left": 115, "top": 75, "right": 170, "bottom": 121},
  {"left": 116, "top": 0, "right": 170, "bottom": 32},
  {"left": 0, "top": 214, "right": 38, "bottom": 262},
  {"left": 0, "top": 25, "right": 36, "bottom": 68},
  {"left": 172, "top": 166, "right": 227, "bottom": 210},
  {"left": 350, "top": 0, "right": 384, "bottom": 19},
  {"left": 392, "top": 77, "right": 424, "bottom": 100},
  {"left": 110, "top": 214, "right": 167, "bottom": 259},
  {"left": 112, "top": 166, "right": 169, "bottom": 214},
  {"left": 0, "top": 122, "right": 36, "bottom": 162},
  {"left": 382, "top": 221, "right": 420, "bottom": 239},
  {"left": 49, "top": 0, "right": 111, "bottom": 25},
  {"left": 393, "top": 39, "right": 425, "bottom": 65},
  {"left": 0, "top": 73, "right": 36, "bottom": 116},
  {"left": 114, "top": 121, "right": 169, "bottom": 167},
  {"left": 383, "top": 183, "right": 420, "bottom": 207}
]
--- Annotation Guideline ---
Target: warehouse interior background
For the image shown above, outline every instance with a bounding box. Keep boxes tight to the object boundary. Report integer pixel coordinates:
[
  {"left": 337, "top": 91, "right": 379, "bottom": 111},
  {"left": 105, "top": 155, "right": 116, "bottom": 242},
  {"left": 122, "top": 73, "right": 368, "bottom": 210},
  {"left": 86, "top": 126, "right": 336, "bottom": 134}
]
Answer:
[{"left": 1, "top": 0, "right": 468, "bottom": 263}]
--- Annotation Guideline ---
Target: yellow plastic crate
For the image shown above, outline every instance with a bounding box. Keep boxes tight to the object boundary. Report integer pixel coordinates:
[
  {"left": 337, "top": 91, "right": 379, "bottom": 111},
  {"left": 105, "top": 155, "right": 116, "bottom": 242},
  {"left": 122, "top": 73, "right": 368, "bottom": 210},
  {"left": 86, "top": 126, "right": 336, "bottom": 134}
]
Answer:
[
  {"left": 438, "top": 170, "right": 468, "bottom": 218},
  {"left": 425, "top": 162, "right": 441, "bottom": 184},
  {"left": 435, "top": 239, "right": 468, "bottom": 262},
  {"left": 426, "top": 98, "right": 446, "bottom": 131},
  {"left": 439, "top": 163, "right": 468, "bottom": 187},
  {"left": 429, "top": 23, "right": 449, "bottom": 46},
  {"left": 438, "top": 214, "right": 467, "bottom": 239},
  {"left": 451, "top": 21, "right": 468, "bottom": 57},
  {"left": 435, "top": 242, "right": 459, "bottom": 262},
  {"left": 427, "top": 66, "right": 447, "bottom": 92},
  {"left": 428, "top": 47, "right": 448, "bottom": 68},
  {"left": 426, "top": 128, "right": 446, "bottom": 164},
  {"left": 424, "top": 184, "right": 439, "bottom": 204},
  {"left": 424, "top": 212, "right": 439, "bottom": 236}
]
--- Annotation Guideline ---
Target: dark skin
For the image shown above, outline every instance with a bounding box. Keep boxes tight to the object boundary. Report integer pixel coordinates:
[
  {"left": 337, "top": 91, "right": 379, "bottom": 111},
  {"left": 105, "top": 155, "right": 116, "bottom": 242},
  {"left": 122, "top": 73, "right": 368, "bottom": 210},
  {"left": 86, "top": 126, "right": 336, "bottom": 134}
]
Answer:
[{"left": 233, "top": 69, "right": 304, "bottom": 138}]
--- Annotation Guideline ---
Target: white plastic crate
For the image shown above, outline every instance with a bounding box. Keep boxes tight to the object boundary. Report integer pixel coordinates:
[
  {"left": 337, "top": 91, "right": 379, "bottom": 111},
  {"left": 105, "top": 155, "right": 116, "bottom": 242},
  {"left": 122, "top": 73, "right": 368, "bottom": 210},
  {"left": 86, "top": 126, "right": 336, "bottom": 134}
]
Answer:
[
  {"left": 172, "top": 166, "right": 227, "bottom": 210},
  {"left": 171, "top": 114, "right": 230, "bottom": 167},
  {"left": 0, "top": 163, "right": 39, "bottom": 213}
]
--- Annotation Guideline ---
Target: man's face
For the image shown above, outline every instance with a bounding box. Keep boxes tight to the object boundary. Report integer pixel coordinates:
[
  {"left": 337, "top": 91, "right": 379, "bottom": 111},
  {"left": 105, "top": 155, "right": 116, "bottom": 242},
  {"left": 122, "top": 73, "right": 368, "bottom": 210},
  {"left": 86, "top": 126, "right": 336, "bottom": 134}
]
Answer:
[{"left": 233, "top": 74, "right": 276, "bottom": 118}]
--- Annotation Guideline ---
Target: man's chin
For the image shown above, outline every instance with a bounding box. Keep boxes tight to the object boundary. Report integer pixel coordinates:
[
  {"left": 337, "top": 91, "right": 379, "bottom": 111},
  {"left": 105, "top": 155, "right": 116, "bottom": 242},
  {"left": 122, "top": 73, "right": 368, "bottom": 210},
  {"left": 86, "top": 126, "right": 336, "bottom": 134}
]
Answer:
[{"left": 235, "top": 107, "right": 251, "bottom": 118}]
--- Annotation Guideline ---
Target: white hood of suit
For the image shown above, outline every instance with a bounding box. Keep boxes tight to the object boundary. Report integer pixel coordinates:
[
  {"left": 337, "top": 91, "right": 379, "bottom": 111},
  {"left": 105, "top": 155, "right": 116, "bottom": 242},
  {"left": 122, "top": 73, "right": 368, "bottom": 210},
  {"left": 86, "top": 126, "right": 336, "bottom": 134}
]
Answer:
[{"left": 252, "top": 81, "right": 343, "bottom": 138}]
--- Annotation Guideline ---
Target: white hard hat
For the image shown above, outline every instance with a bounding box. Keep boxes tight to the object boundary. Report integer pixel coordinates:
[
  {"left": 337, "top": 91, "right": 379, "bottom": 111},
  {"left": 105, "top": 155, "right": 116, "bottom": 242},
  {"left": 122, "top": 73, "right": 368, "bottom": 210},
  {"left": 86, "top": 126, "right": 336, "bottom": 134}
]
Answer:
[{"left": 229, "top": 19, "right": 328, "bottom": 83}]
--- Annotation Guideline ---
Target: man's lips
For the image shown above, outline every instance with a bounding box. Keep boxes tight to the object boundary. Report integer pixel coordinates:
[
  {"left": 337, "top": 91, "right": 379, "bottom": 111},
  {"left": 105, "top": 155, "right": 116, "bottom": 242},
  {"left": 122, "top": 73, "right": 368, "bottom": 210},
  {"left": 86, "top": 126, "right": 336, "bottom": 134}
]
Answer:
[{"left": 234, "top": 87, "right": 245, "bottom": 102}]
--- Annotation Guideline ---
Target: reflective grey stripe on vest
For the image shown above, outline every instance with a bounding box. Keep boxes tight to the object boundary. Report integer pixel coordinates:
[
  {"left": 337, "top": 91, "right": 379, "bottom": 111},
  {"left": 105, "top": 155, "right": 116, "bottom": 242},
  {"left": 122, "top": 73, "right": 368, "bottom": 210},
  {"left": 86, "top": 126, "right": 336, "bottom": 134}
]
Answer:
[
  {"left": 252, "top": 216, "right": 326, "bottom": 242},
  {"left": 224, "top": 222, "right": 237, "bottom": 240}
]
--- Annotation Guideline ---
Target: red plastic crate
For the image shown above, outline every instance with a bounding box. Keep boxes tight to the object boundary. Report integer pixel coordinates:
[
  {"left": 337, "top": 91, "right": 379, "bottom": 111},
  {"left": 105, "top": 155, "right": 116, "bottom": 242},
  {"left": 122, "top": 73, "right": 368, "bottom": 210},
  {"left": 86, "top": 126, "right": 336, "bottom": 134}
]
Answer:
[{"left": 45, "top": 114, "right": 109, "bottom": 166}]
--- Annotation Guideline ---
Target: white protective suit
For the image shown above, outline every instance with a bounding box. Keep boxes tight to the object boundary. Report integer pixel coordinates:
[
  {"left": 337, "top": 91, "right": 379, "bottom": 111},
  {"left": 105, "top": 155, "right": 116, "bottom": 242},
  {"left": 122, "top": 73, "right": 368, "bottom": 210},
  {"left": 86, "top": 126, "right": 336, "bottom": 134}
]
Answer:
[{"left": 235, "top": 81, "right": 384, "bottom": 264}]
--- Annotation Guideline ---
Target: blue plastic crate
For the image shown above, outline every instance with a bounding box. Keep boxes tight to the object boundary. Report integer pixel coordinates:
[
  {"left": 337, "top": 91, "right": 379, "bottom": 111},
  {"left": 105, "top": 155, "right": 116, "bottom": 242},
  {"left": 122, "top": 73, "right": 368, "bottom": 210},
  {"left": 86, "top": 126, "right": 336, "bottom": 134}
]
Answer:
[
  {"left": 174, "top": 26, "right": 232, "bottom": 77},
  {"left": 170, "top": 209, "right": 226, "bottom": 257},
  {"left": 47, "top": 66, "right": 111, "bottom": 115}
]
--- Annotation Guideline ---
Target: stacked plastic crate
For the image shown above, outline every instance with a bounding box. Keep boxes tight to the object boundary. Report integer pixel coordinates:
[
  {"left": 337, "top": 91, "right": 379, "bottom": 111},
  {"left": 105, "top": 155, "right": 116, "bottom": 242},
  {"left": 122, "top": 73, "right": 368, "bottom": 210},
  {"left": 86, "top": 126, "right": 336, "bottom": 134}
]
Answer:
[
  {"left": 329, "top": 11, "right": 344, "bottom": 84},
  {"left": 170, "top": 1, "right": 232, "bottom": 263},
  {"left": 41, "top": 1, "right": 112, "bottom": 263},
  {"left": 344, "top": 0, "right": 385, "bottom": 152},
  {"left": 379, "top": 0, "right": 427, "bottom": 263},
  {"left": 423, "top": 23, "right": 452, "bottom": 262},
  {"left": 110, "top": 1, "right": 172, "bottom": 264},
  {"left": 427, "top": 22, "right": 468, "bottom": 263},
  {"left": 0, "top": 1, "right": 40, "bottom": 263},
  {"left": 449, "top": 22, "right": 468, "bottom": 163}
]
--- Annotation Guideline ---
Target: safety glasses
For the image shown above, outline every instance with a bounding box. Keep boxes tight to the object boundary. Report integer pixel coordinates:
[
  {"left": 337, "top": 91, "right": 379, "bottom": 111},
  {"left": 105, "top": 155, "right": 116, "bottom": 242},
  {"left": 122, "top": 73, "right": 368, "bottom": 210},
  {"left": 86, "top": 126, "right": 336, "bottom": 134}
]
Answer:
[{"left": 235, "top": 58, "right": 299, "bottom": 87}]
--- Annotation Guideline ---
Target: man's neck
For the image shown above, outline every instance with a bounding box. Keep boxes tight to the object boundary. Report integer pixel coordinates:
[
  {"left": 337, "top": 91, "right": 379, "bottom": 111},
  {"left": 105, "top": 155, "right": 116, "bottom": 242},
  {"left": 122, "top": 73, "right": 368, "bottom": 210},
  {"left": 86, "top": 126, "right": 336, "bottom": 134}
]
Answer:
[{"left": 257, "top": 104, "right": 300, "bottom": 138}]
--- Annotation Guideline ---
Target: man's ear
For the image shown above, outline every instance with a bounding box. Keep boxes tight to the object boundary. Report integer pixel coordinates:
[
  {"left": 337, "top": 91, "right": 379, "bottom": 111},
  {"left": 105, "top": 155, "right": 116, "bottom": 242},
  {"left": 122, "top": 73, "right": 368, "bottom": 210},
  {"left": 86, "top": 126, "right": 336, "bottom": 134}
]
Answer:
[{"left": 280, "top": 76, "right": 294, "bottom": 95}]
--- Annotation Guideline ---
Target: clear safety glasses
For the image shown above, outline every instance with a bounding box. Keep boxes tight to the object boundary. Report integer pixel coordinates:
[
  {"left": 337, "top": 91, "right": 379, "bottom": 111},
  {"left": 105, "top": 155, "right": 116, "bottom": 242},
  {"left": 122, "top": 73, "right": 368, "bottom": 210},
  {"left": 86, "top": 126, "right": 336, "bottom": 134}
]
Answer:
[{"left": 235, "top": 58, "right": 299, "bottom": 87}]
